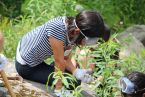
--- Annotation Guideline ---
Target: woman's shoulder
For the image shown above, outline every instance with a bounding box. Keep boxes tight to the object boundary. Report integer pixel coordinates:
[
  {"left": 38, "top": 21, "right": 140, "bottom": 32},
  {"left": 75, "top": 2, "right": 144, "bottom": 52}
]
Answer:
[
  {"left": 45, "top": 16, "right": 66, "bottom": 30},
  {"left": 46, "top": 16, "right": 65, "bottom": 25}
]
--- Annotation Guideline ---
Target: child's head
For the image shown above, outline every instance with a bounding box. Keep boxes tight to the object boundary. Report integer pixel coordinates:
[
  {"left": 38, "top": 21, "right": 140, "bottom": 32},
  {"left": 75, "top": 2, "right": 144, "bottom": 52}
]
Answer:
[
  {"left": 120, "top": 71, "right": 145, "bottom": 97},
  {"left": 0, "top": 32, "right": 4, "bottom": 52}
]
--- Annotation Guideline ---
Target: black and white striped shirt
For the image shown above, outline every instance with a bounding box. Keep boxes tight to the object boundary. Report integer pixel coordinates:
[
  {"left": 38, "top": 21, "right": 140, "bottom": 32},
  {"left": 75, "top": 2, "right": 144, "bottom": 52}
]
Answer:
[{"left": 18, "top": 16, "right": 69, "bottom": 66}]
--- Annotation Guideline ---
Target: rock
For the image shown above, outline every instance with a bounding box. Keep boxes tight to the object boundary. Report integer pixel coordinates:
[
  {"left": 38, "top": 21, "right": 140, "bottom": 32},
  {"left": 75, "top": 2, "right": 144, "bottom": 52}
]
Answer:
[
  {"left": 10, "top": 80, "right": 53, "bottom": 97},
  {"left": 0, "top": 87, "right": 8, "bottom": 97},
  {"left": 117, "top": 25, "right": 145, "bottom": 59},
  {"left": 75, "top": 4, "right": 84, "bottom": 12},
  {"left": 0, "top": 80, "right": 4, "bottom": 87},
  {"left": 23, "top": 80, "right": 99, "bottom": 97},
  {"left": 3, "top": 60, "right": 16, "bottom": 74},
  {"left": 2, "top": 59, "right": 99, "bottom": 97},
  {"left": 81, "top": 83, "right": 99, "bottom": 97},
  {"left": 6, "top": 95, "right": 11, "bottom": 97},
  {"left": 123, "top": 25, "right": 145, "bottom": 46}
]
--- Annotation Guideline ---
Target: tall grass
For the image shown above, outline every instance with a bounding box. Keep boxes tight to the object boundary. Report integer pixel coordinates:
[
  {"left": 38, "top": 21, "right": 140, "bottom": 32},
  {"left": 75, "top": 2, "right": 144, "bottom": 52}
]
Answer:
[
  {"left": 22, "top": 0, "right": 76, "bottom": 24},
  {"left": 0, "top": 16, "right": 36, "bottom": 58},
  {"left": 2, "top": 0, "right": 144, "bottom": 58},
  {"left": 0, "top": 0, "right": 77, "bottom": 58},
  {"left": 79, "top": 35, "right": 145, "bottom": 97}
]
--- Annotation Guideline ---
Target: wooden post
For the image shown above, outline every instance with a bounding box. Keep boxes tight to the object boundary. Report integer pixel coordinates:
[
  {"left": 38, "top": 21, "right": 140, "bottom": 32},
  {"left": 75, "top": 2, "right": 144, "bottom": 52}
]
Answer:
[{"left": 0, "top": 70, "right": 16, "bottom": 97}]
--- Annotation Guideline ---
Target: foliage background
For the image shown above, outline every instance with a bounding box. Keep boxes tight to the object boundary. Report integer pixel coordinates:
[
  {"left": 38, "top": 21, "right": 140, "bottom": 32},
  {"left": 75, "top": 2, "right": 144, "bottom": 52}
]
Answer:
[
  {"left": 1, "top": 0, "right": 145, "bottom": 58},
  {"left": 0, "top": 0, "right": 145, "bottom": 96}
]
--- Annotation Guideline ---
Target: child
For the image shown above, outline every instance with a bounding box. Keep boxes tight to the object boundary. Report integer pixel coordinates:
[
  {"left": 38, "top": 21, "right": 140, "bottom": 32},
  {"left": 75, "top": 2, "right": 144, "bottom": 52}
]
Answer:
[{"left": 120, "top": 71, "right": 145, "bottom": 97}]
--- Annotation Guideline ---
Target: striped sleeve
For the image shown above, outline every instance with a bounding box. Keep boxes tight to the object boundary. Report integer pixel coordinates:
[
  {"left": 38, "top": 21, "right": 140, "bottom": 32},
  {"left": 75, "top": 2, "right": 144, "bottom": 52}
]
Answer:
[{"left": 45, "top": 22, "right": 65, "bottom": 42}]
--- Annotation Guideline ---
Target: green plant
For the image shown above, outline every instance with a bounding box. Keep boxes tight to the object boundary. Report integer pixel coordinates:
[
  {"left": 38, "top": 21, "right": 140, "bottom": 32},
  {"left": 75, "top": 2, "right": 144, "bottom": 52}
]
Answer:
[
  {"left": 121, "top": 49, "right": 145, "bottom": 75},
  {"left": 0, "top": 16, "right": 36, "bottom": 58},
  {"left": 46, "top": 69, "right": 76, "bottom": 89},
  {"left": 46, "top": 67, "right": 82, "bottom": 97},
  {"left": 113, "top": 0, "right": 145, "bottom": 24},
  {"left": 22, "top": 0, "right": 76, "bottom": 24},
  {"left": 71, "top": 85, "right": 82, "bottom": 97},
  {"left": 46, "top": 65, "right": 82, "bottom": 97},
  {"left": 1, "top": 0, "right": 145, "bottom": 96},
  {"left": 0, "top": 0, "right": 24, "bottom": 18},
  {"left": 85, "top": 34, "right": 123, "bottom": 97},
  {"left": 76, "top": 0, "right": 125, "bottom": 32}
]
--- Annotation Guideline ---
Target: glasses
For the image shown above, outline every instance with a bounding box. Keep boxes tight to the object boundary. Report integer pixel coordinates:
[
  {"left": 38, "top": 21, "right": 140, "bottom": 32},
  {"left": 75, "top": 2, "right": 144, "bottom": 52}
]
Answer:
[
  {"left": 74, "top": 19, "right": 99, "bottom": 45},
  {"left": 119, "top": 77, "right": 145, "bottom": 95},
  {"left": 74, "top": 19, "right": 88, "bottom": 40}
]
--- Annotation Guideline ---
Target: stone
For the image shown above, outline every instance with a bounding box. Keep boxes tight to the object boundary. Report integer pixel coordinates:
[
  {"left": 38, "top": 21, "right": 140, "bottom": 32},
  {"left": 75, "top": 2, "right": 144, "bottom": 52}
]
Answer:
[
  {"left": 3, "top": 60, "right": 16, "bottom": 74},
  {"left": 0, "top": 80, "right": 4, "bottom": 87},
  {"left": 116, "top": 25, "right": 145, "bottom": 59},
  {"left": 6, "top": 95, "right": 11, "bottom": 97},
  {"left": 0, "top": 87, "right": 8, "bottom": 97},
  {"left": 2, "top": 57, "right": 98, "bottom": 97},
  {"left": 75, "top": 4, "right": 84, "bottom": 12},
  {"left": 123, "top": 25, "right": 145, "bottom": 46},
  {"left": 23, "top": 80, "right": 99, "bottom": 97},
  {"left": 81, "top": 83, "right": 99, "bottom": 97},
  {"left": 10, "top": 80, "right": 53, "bottom": 97}
]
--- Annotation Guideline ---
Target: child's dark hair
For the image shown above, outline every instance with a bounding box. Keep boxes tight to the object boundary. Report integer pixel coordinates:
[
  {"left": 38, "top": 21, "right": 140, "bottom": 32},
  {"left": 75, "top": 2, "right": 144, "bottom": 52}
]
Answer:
[{"left": 123, "top": 71, "right": 145, "bottom": 97}]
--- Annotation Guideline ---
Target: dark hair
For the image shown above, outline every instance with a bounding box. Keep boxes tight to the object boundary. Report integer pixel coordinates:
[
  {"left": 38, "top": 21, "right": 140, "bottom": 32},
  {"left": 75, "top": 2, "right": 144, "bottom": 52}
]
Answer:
[
  {"left": 75, "top": 10, "right": 110, "bottom": 41},
  {"left": 122, "top": 71, "right": 145, "bottom": 97},
  {"left": 66, "top": 17, "right": 75, "bottom": 33},
  {"left": 66, "top": 10, "right": 110, "bottom": 45}
]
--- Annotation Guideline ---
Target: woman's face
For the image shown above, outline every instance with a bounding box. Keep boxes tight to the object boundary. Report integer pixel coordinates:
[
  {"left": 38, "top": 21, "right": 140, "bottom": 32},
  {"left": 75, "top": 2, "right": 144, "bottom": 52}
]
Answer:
[
  {"left": 68, "top": 28, "right": 85, "bottom": 45},
  {"left": 80, "top": 38, "right": 86, "bottom": 45}
]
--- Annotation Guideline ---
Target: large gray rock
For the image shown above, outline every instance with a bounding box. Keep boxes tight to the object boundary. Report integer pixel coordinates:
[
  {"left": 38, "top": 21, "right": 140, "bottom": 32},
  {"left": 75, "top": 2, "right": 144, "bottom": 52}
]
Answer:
[
  {"left": 0, "top": 80, "right": 4, "bottom": 87},
  {"left": 24, "top": 80, "right": 99, "bottom": 97},
  {"left": 3, "top": 60, "right": 16, "bottom": 74},
  {"left": 121, "top": 25, "right": 145, "bottom": 46},
  {"left": 0, "top": 87, "right": 8, "bottom": 97},
  {"left": 117, "top": 25, "right": 145, "bottom": 59},
  {"left": 2, "top": 61, "right": 98, "bottom": 97},
  {"left": 81, "top": 83, "right": 99, "bottom": 97}
]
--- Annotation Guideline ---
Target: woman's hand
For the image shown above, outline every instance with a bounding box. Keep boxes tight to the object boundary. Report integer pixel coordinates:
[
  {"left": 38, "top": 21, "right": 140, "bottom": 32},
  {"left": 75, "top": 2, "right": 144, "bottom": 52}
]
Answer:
[{"left": 73, "top": 68, "right": 93, "bottom": 83}]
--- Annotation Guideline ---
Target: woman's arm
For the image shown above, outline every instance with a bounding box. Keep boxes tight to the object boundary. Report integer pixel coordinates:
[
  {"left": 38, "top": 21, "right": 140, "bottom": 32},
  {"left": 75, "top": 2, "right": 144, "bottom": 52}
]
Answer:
[
  {"left": 48, "top": 36, "right": 66, "bottom": 90},
  {"left": 49, "top": 36, "right": 65, "bottom": 71},
  {"left": 64, "top": 53, "right": 76, "bottom": 74}
]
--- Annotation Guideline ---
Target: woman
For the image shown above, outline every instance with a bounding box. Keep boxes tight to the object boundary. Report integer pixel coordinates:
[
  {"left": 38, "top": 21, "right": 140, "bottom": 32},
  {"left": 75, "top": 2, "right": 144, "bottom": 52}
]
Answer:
[
  {"left": 120, "top": 71, "right": 145, "bottom": 97},
  {"left": 15, "top": 10, "right": 110, "bottom": 95}
]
